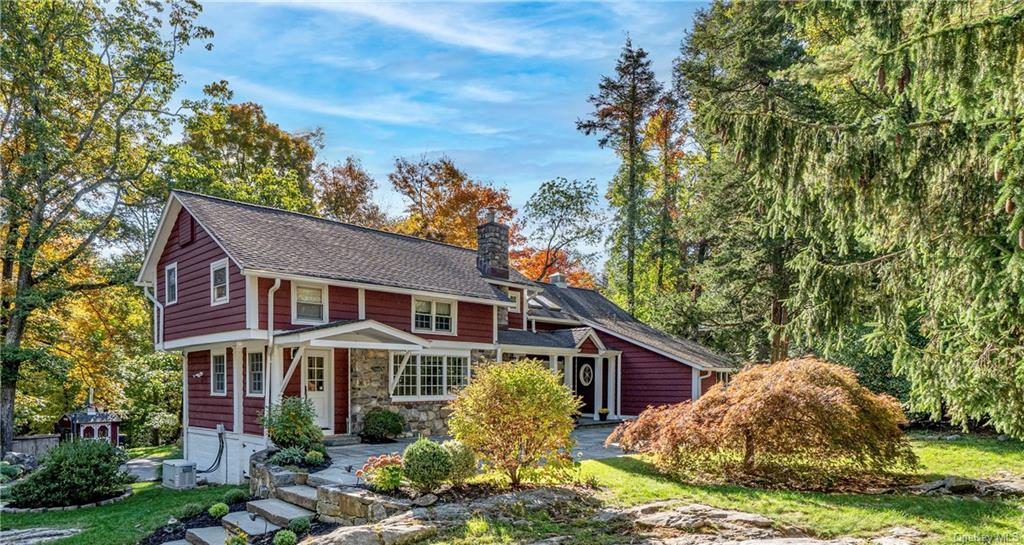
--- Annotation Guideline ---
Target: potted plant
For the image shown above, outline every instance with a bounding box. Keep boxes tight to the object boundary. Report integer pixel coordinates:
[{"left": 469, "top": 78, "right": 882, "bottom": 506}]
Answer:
[{"left": 598, "top": 408, "right": 610, "bottom": 421}]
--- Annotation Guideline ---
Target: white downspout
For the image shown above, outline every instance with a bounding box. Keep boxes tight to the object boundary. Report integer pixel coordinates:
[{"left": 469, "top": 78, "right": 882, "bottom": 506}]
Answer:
[
  {"left": 264, "top": 279, "right": 281, "bottom": 441},
  {"left": 142, "top": 284, "right": 163, "bottom": 347}
]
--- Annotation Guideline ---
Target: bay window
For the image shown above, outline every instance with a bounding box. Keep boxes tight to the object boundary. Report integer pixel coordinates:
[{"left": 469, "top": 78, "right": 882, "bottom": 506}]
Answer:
[
  {"left": 390, "top": 353, "right": 469, "bottom": 400},
  {"left": 412, "top": 298, "right": 455, "bottom": 334}
]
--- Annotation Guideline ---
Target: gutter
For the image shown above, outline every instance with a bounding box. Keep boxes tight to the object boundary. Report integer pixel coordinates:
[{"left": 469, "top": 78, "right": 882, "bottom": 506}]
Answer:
[{"left": 264, "top": 278, "right": 281, "bottom": 441}]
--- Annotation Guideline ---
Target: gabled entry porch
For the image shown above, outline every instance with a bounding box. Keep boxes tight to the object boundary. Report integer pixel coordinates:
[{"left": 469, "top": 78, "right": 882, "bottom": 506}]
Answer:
[{"left": 271, "top": 320, "right": 429, "bottom": 435}]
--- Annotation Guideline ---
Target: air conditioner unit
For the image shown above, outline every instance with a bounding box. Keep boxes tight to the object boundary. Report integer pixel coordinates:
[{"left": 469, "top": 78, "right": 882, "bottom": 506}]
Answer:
[{"left": 162, "top": 459, "right": 196, "bottom": 490}]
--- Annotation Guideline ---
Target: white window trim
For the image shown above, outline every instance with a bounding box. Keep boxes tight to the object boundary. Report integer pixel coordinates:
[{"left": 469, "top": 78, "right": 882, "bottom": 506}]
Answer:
[
  {"left": 246, "top": 350, "right": 265, "bottom": 397},
  {"left": 291, "top": 282, "right": 329, "bottom": 325},
  {"left": 410, "top": 297, "right": 457, "bottom": 336},
  {"left": 388, "top": 350, "right": 470, "bottom": 401},
  {"left": 210, "top": 258, "right": 230, "bottom": 306},
  {"left": 508, "top": 290, "right": 521, "bottom": 314},
  {"left": 210, "top": 349, "right": 227, "bottom": 396},
  {"left": 164, "top": 262, "right": 178, "bottom": 306}
]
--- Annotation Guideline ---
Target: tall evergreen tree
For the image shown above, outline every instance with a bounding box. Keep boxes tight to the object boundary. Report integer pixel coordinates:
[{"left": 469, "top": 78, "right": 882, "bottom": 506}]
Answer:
[
  {"left": 578, "top": 38, "right": 662, "bottom": 314},
  {"left": 682, "top": 0, "right": 1024, "bottom": 436}
]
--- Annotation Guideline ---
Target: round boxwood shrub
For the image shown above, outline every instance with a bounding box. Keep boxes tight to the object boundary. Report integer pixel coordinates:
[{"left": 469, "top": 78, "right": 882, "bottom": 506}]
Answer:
[
  {"left": 304, "top": 450, "right": 325, "bottom": 466},
  {"left": 362, "top": 409, "right": 405, "bottom": 441},
  {"left": 273, "top": 530, "right": 298, "bottom": 545},
  {"left": 175, "top": 502, "right": 206, "bottom": 520},
  {"left": 208, "top": 502, "right": 229, "bottom": 519},
  {"left": 443, "top": 440, "right": 477, "bottom": 485},
  {"left": 402, "top": 438, "right": 452, "bottom": 493},
  {"left": 261, "top": 397, "right": 325, "bottom": 453},
  {"left": 288, "top": 517, "right": 311, "bottom": 534},
  {"left": 224, "top": 488, "right": 249, "bottom": 505},
  {"left": 8, "top": 439, "right": 134, "bottom": 508}
]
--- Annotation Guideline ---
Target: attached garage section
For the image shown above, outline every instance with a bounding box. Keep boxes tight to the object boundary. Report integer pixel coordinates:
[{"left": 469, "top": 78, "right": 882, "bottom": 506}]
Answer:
[{"left": 596, "top": 331, "right": 695, "bottom": 417}]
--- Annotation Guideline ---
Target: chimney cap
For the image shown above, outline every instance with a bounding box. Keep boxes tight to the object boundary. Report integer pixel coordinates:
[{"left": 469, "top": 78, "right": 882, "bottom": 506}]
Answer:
[
  {"left": 485, "top": 207, "right": 497, "bottom": 223},
  {"left": 549, "top": 272, "right": 567, "bottom": 287}
]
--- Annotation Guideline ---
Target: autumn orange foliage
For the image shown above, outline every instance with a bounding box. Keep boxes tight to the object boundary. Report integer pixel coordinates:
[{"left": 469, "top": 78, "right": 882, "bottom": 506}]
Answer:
[
  {"left": 510, "top": 247, "right": 596, "bottom": 288},
  {"left": 607, "top": 357, "right": 918, "bottom": 489}
]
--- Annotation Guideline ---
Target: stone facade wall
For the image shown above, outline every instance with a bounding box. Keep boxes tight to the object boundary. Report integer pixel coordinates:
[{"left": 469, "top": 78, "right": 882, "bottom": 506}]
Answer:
[{"left": 348, "top": 349, "right": 499, "bottom": 437}]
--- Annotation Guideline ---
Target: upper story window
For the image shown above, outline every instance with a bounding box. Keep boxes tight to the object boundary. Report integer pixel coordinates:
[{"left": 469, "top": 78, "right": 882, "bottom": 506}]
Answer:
[
  {"left": 412, "top": 298, "right": 455, "bottom": 334},
  {"left": 210, "top": 259, "right": 229, "bottom": 306},
  {"left": 165, "top": 263, "right": 178, "bottom": 305},
  {"left": 247, "top": 351, "right": 264, "bottom": 396},
  {"left": 211, "top": 352, "right": 226, "bottom": 395},
  {"left": 292, "top": 283, "right": 326, "bottom": 324},
  {"left": 508, "top": 290, "right": 521, "bottom": 314}
]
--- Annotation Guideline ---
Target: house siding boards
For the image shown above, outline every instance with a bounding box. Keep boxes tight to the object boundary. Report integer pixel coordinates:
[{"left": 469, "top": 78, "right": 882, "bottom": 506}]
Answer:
[
  {"left": 363, "top": 289, "right": 493, "bottom": 343},
  {"left": 596, "top": 331, "right": 694, "bottom": 416},
  {"left": 187, "top": 349, "right": 234, "bottom": 431},
  {"left": 159, "top": 208, "right": 246, "bottom": 341},
  {"left": 578, "top": 337, "right": 600, "bottom": 354}
]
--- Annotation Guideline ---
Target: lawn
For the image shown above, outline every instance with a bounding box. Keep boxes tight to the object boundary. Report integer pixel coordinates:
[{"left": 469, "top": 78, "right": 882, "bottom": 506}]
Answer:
[
  {"left": 430, "top": 433, "right": 1024, "bottom": 544},
  {"left": 0, "top": 481, "right": 245, "bottom": 545},
  {"left": 125, "top": 444, "right": 182, "bottom": 461}
]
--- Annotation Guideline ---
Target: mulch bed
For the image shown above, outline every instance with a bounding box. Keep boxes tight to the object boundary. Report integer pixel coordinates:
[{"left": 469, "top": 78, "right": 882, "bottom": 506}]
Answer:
[
  {"left": 248, "top": 521, "right": 340, "bottom": 545},
  {"left": 356, "top": 482, "right": 526, "bottom": 503},
  {"left": 137, "top": 501, "right": 247, "bottom": 545}
]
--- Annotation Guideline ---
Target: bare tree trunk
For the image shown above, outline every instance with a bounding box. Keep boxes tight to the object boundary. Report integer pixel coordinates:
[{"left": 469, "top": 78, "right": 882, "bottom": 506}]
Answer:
[
  {"left": 742, "top": 429, "right": 755, "bottom": 471},
  {"left": 768, "top": 243, "right": 790, "bottom": 363}
]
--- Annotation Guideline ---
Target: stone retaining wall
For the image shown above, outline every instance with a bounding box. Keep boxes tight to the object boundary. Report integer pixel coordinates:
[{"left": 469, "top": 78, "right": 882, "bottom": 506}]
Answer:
[{"left": 248, "top": 449, "right": 306, "bottom": 498}]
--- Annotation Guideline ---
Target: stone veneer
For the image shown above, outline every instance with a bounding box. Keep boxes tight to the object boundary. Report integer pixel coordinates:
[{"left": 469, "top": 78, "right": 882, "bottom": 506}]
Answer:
[{"left": 348, "top": 349, "right": 497, "bottom": 437}]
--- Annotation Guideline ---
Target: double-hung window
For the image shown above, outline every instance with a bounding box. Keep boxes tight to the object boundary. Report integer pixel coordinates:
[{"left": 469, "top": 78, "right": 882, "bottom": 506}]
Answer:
[
  {"left": 164, "top": 263, "right": 178, "bottom": 305},
  {"left": 390, "top": 353, "right": 469, "bottom": 400},
  {"left": 508, "top": 291, "right": 521, "bottom": 314},
  {"left": 293, "top": 284, "right": 326, "bottom": 324},
  {"left": 247, "top": 351, "right": 264, "bottom": 396},
  {"left": 412, "top": 298, "right": 455, "bottom": 334},
  {"left": 211, "top": 352, "right": 227, "bottom": 395},
  {"left": 210, "top": 259, "right": 229, "bottom": 305}
]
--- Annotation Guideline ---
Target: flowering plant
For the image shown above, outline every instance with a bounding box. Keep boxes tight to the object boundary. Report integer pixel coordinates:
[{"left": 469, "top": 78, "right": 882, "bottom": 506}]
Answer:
[{"left": 357, "top": 453, "right": 403, "bottom": 492}]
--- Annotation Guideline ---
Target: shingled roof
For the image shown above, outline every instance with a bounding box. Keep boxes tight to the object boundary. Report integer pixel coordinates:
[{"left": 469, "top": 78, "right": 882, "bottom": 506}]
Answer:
[
  {"left": 172, "top": 191, "right": 526, "bottom": 302},
  {"left": 536, "top": 283, "right": 736, "bottom": 371}
]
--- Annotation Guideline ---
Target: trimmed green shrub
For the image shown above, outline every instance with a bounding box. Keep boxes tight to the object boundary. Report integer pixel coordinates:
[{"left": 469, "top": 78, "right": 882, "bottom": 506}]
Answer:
[
  {"left": 273, "top": 530, "right": 298, "bottom": 545},
  {"left": 443, "top": 440, "right": 477, "bottom": 485},
  {"left": 362, "top": 409, "right": 405, "bottom": 441},
  {"left": 8, "top": 439, "right": 134, "bottom": 508},
  {"left": 261, "top": 397, "right": 325, "bottom": 453},
  {"left": 224, "top": 488, "right": 249, "bottom": 504},
  {"left": 288, "top": 517, "right": 311, "bottom": 534},
  {"left": 269, "top": 446, "right": 306, "bottom": 467},
  {"left": 0, "top": 461, "right": 22, "bottom": 480},
  {"left": 449, "top": 360, "right": 581, "bottom": 486},
  {"left": 402, "top": 438, "right": 452, "bottom": 493},
  {"left": 225, "top": 530, "right": 247, "bottom": 545},
  {"left": 304, "top": 450, "right": 325, "bottom": 466},
  {"left": 208, "top": 502, "right": 229, "bottom": 519},
  {"left": 175, "top": 502, "right": 206, "bottom": 520}
]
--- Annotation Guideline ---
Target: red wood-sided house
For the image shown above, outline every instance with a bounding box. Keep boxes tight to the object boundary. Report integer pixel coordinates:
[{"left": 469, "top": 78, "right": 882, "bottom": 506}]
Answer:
[{"left": 136, "top": 191, "right": 734, "bottom": 483}]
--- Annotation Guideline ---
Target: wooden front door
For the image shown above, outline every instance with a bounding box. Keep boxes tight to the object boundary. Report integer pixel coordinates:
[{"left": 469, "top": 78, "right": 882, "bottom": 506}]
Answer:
[
  {"left": 303, "top": 351, "right": 330, "bottom": 430},
  {"left": 574, "top": 357, "right": 596, "bottom": 415}
]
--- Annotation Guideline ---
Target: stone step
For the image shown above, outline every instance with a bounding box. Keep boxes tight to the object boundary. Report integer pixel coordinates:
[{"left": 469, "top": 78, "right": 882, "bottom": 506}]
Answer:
[
  {"left": 160, "top": 541, "right": 190, "bottom": 545},
  {"left": 324, "top": 434, "right": 360, "bottom": 447},
  {"left": 307, "top": 467, "right": 360, "bottom": 488},
  {"left": 247, "top": 498, "right": 315, "bottom": 527},
  {"left": 222, "top": 511, "right": 280, "bottom": 536},
  {"left": 275, "top": 484, "right": 319, "bottom": 511},
  {"left": 185, "top": 526, "right": 227, "bottom": 545}
]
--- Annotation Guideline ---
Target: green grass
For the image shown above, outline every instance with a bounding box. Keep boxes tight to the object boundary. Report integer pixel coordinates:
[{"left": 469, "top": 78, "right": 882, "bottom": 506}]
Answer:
[
  {"left": 430, "top": 434, "right": 1024, "bottom": 544},
  {"left": 125, "top": 444, "right": 182, "bottom": 460},
  {"left": 0, "top": 481, "right": 245, "bottom": 545}
]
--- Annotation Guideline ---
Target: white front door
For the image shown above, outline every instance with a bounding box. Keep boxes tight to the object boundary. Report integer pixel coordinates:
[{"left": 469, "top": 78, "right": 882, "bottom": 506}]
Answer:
[{"left": 303, "top": 352, "right": 330, "bottom": 431}]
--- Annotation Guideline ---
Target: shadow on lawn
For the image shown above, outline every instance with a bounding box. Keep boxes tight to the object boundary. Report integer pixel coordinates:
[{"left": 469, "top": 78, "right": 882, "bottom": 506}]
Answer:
[{"left": 590, "top": 457, "right": 1022, "bottom": 533}]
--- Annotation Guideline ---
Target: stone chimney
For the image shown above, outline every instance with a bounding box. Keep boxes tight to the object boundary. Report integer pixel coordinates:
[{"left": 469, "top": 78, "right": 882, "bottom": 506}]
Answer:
[
  {"left": 476, "top": 208, "right": 509, "bottom": 279},
  {"left": 549, "top": 272, "right": 567, "bottom": 288}
]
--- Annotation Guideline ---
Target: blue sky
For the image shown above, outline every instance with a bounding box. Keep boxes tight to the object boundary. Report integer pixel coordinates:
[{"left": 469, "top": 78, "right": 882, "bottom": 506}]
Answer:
[{"left": 174, "top": 1, "right": 705, "bottom": 218}]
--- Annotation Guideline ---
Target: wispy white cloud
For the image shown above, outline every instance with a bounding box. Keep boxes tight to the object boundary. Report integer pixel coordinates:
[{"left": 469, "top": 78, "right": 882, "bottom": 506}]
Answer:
[
  {"left": 451, "top": 82, "right": 526, "bottom": 104},
  {"left": 229, "top": 76, "right": 451, "bottom": 125},
  {"left": 273, "top": 1, "right": 605, "bottom": 59}
]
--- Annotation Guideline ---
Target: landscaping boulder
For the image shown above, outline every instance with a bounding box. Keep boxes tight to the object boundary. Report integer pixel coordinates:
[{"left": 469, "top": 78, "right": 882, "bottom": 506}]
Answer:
[
  {"left": 249, "top": 449, "right": 306, "bottom": 498},
  {"left": 0, "top": 528, "right": 81, "bottom": 545},
  {"left": 2, "top": 452, "right": 37, "bottom": 471},
  {"left": 942, "top": 476, "right": 978, "bottom": 494}
]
